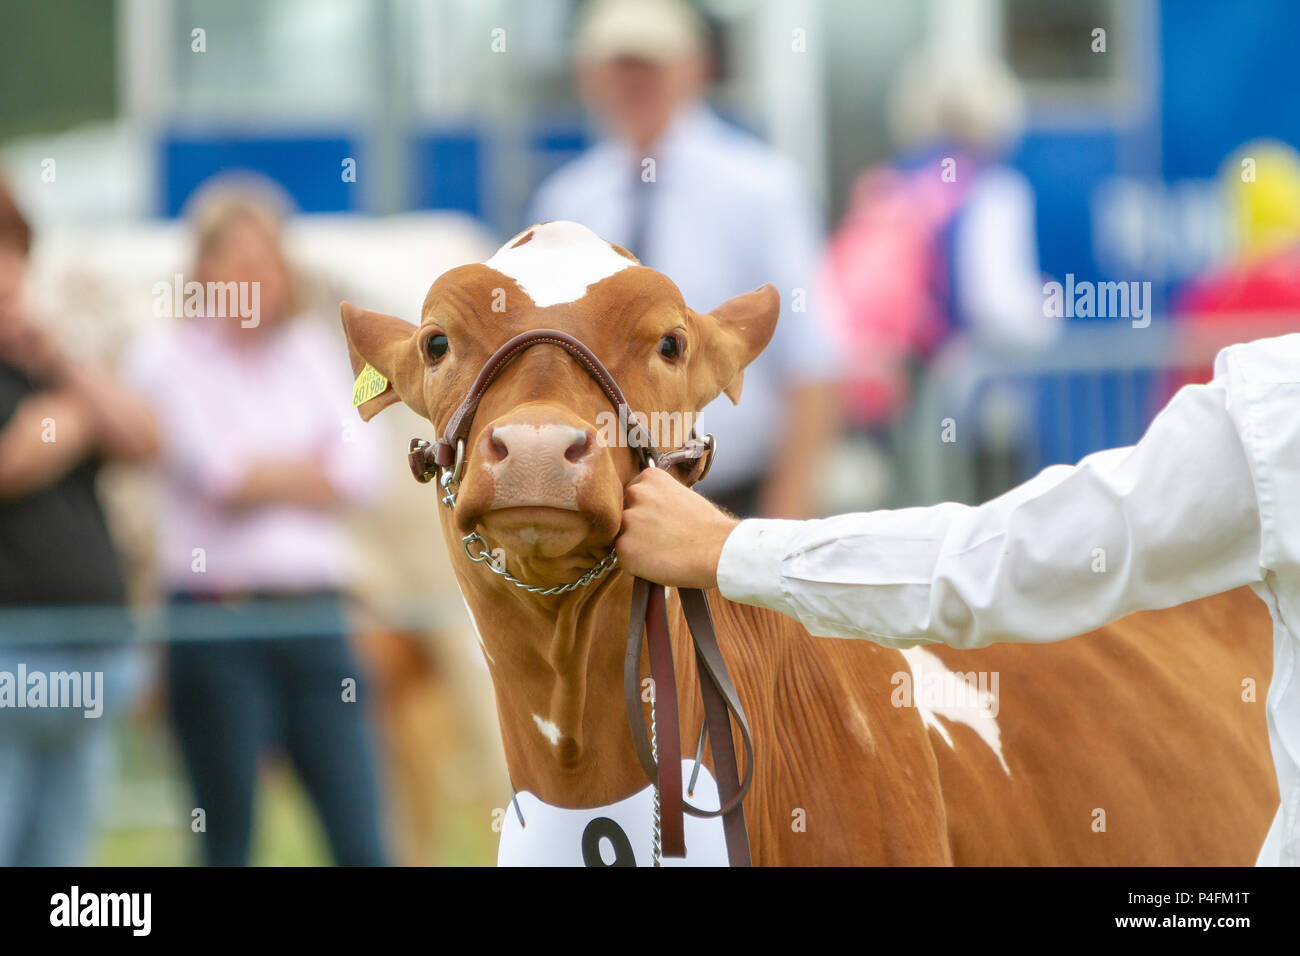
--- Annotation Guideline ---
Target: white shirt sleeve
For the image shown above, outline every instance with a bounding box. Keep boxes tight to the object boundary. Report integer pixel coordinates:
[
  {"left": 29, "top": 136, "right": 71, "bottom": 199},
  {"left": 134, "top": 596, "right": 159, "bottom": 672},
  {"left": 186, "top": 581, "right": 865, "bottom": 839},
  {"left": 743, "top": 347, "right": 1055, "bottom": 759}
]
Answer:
[{"left": 716, "top": 374, "right": 1266, "bottom": 649}]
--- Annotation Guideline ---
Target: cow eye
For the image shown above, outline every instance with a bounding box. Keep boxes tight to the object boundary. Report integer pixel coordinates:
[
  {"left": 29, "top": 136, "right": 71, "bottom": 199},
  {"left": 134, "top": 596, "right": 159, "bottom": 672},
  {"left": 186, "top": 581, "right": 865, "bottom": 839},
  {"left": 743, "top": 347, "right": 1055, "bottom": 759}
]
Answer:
[
  {"left": 657, "top": 334, "right": 681, "bottom": 360},
  {"left": 424, "top": 333, "right": 449, "bottom": 362}
]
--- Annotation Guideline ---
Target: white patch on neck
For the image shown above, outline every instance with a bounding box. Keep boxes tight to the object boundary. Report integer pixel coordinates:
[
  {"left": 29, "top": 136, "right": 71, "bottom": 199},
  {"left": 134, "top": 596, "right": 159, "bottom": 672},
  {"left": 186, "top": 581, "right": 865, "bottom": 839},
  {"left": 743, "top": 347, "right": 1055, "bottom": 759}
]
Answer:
[
  {"left": 484, "top": 221, "right": 633, "bottom": 308},
  {"left": 533, "top": 714, "right": 563, "bottom": 746},
  {"left": 899, "top": 646, "right": 1010, "bottom": 776},
  {"left": 460, "top": 596, "right": 493, "bottom": 670}
]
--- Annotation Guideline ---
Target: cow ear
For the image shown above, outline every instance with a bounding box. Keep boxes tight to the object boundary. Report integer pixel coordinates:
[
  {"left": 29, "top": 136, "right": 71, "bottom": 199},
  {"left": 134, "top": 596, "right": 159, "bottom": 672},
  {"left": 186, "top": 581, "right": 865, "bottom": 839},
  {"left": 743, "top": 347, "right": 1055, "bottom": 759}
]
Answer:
[
  {"left": 700, "top": 284, "right": 779, "bottom": 406},
  {"left": 340, "top": 301, "right": 428, "bottom": 421}
]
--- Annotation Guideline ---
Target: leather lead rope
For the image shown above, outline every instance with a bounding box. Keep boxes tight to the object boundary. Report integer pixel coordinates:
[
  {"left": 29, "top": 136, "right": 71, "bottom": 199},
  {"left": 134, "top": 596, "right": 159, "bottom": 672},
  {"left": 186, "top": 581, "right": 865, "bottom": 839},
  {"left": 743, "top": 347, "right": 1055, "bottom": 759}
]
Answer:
[
  {"left": 645, "top": 584, "right": 685, "bottom": 858},
  {"left": 625, "top": 577, "right": 755, "bottom": 866},
  {"left": 679, "top": 587, "right": 752, "bottom": 866}
]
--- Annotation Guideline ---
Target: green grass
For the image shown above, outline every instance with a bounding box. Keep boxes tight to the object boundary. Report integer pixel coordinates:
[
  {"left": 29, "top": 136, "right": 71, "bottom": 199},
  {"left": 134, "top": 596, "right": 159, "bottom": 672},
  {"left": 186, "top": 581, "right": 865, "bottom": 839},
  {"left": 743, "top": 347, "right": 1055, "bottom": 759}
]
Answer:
[{"left": 93, "top": 716, "right": 497, "bottom": 867}]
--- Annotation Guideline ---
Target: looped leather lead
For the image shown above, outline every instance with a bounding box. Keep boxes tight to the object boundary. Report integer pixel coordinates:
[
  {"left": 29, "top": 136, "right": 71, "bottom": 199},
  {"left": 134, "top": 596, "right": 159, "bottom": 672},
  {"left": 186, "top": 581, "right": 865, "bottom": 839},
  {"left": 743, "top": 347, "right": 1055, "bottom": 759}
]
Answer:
[{"left": 625, "top": 578, "right": 754, "bottom": 865}]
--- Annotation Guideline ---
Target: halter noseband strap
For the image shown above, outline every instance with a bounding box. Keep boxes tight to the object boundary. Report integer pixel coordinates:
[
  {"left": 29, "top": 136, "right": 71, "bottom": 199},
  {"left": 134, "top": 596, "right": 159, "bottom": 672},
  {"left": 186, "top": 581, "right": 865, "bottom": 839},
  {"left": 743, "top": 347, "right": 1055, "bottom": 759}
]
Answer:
[
  {"left": 436, "top": 328, "right": 655, "bottom": 470},
  {"left": 407, "top": 328, "right": 716, "bottom": 492}
]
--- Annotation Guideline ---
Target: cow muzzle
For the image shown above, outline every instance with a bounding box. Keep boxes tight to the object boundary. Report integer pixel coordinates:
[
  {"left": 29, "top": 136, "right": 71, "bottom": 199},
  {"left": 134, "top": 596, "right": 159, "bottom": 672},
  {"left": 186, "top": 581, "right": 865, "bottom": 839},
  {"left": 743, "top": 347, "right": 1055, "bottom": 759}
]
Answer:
[
  {"left": 481, "top": 420, "right": 597, "bottom": 512},
  {"left": 451, "top": 407, "right": 622, "bottom": 561}
]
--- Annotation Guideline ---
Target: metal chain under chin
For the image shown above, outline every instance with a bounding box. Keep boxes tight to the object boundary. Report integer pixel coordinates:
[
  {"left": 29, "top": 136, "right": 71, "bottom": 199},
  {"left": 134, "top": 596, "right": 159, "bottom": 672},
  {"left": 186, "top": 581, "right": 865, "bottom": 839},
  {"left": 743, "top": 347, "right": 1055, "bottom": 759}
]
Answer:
[
  {"left": 462, "top": 531, "right": 619, "bottom": 596},
  {"left": 441, "top": 438, "right": 621, "bottom": 597}
]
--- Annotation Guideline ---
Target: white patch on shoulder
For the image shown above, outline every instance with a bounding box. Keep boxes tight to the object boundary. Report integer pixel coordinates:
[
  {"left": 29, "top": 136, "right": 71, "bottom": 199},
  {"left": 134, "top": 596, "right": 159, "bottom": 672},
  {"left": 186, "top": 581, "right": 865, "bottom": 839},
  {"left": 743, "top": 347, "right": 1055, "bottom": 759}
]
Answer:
[
  {"left": 498, "top": 761, "right": 729, "bottom": 866},
  {"left": 899, "top": 646, "right": 1010, "bottom": 776},
  {"left": 484, "top": 221, "right": 633, "bottom": 308},
  {"left": 533, "top": 714, "right": 563, "bottom": 746}
]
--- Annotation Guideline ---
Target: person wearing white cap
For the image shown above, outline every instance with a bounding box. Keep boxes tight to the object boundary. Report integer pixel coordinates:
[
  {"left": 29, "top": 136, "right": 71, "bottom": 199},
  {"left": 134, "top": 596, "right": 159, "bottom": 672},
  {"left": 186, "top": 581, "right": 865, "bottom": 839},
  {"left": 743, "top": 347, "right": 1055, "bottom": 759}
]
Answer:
[{"left": 529, "top": 0, "right": 841, "bottom": 519}]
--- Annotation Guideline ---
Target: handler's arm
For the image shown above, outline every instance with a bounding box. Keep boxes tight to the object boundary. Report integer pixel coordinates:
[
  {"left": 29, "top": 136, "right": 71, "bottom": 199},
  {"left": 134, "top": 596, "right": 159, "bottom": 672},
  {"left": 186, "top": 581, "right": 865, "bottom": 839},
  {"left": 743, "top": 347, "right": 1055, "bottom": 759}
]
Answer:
[
  {"left": 721, "top": 381, "right": 1265, "bottom": 648},
  {"left": 620, "top": 379, "right": 1265, "bottom": 649}
]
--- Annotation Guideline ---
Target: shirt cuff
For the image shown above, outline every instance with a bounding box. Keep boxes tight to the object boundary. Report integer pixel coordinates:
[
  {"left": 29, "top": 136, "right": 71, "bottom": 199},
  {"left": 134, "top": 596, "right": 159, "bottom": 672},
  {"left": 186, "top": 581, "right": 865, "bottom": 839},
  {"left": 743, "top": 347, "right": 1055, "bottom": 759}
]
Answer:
[{"left": 715, "top": 518, "right": 804, "bottom": 613}]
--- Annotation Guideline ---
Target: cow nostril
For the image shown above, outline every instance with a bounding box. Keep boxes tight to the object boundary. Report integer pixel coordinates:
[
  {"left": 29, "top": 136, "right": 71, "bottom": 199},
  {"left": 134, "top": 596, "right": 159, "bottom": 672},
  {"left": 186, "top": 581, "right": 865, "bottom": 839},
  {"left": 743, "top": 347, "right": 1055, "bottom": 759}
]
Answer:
[
  {"left": 565, "top": 429, "right": 593, "bottom": 463},
  {"left": 488, "top": 424, "right": 593, "bottom": 468}
]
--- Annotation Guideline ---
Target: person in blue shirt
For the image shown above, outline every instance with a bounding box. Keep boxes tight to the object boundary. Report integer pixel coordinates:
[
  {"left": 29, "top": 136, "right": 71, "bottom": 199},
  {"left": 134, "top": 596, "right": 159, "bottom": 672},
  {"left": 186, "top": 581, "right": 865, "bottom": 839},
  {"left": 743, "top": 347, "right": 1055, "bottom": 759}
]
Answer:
[{"left": 529, "top": 0, "right": 841, "bottom": 519}]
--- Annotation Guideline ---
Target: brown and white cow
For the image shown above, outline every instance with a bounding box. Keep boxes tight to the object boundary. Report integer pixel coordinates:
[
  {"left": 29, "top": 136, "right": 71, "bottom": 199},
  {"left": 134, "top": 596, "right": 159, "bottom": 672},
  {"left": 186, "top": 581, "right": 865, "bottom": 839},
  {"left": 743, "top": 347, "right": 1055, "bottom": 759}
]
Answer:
[{"left": 342, "top": 221, "right": 1277, "bottom": 865}]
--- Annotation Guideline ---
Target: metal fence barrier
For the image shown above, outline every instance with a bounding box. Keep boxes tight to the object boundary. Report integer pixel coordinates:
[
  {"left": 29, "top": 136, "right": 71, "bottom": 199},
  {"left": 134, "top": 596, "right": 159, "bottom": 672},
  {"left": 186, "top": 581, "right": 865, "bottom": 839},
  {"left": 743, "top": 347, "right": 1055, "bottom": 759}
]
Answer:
[
  {"left": 900, "top": 315, "right": 1298, "bottom": 507},
  {"left": 0, "top": 595, "right": 468, "bottom": 647}
]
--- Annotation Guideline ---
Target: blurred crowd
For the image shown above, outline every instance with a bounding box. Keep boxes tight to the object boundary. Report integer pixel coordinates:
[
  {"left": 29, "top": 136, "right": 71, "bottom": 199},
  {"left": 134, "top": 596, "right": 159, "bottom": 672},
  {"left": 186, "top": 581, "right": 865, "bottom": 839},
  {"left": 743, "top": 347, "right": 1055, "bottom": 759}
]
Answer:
[{"left": 1, "top": 0, "right": 1298, "bottom": 866}]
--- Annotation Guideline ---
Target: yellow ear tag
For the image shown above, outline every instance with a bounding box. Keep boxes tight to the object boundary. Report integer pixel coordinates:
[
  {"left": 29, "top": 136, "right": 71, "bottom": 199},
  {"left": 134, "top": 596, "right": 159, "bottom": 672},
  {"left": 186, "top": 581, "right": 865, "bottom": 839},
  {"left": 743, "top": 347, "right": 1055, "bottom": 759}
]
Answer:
[{"left": 352, "top": 363, "right": 389, "bottom": 407}]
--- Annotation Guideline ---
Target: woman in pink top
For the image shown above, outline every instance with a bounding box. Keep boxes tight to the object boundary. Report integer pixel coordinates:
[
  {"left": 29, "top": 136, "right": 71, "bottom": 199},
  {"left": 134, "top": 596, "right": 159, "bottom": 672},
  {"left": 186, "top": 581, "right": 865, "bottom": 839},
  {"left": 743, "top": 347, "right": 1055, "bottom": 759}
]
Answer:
[{"left": 130, "top": 178, "right": 389, "bottom": 866}]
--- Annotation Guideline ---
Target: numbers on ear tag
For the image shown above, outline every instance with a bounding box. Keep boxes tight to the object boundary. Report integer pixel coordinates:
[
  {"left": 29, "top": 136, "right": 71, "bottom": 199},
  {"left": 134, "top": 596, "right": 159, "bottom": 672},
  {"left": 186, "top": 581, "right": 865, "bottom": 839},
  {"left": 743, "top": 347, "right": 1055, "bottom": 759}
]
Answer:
[{"left": 352, "top": 363, "right": 389, "bottom": 407}]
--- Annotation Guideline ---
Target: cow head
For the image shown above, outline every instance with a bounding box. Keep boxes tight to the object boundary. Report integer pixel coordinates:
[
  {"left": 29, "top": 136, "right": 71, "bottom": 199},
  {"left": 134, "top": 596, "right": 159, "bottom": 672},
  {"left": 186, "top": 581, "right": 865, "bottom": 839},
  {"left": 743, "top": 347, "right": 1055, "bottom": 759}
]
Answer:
[{"left": 341, "top": 221, "right": 777, "bottom": 591}]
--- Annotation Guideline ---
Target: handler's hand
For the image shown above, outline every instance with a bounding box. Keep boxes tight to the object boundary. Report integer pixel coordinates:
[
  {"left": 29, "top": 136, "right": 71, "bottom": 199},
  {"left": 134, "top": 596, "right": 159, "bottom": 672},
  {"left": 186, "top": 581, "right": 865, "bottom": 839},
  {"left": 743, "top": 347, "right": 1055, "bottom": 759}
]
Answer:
[{"left": 617, "top": 467, "right": 740, "bottom": 589}]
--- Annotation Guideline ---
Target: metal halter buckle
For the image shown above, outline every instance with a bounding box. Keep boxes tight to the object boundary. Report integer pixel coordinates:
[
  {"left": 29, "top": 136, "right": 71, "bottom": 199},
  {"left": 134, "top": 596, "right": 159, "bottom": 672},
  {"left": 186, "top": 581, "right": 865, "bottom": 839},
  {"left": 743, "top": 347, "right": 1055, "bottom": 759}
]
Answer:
[
  {"left": 408, "top": 437, "right": 438, "bottom": 484},
  {"left": 438, "top": 438, "right": 465, "bottom": 509},
  {"left": 695, "top": 433, "right": 716, "bottom": 485}
]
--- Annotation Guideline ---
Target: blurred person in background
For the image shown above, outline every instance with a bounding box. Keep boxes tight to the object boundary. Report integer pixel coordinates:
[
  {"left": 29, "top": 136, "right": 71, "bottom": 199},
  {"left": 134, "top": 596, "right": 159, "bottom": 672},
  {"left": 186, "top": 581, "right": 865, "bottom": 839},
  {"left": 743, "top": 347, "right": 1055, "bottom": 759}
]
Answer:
[
  {"left": 127, "top": 177, "right": 389, "bottom": 866},
  {"left": 819, "top": 53, "right": 1056, "bottom": 501},
  {"left": 529, "top": 0, "right": 841, "bottom": 518},
  {"left": 0, "top": 179, "right": 159, "bottom": 864},
  {"left": 1171, "top": 139, "right": 1300, "bottom": 387}
]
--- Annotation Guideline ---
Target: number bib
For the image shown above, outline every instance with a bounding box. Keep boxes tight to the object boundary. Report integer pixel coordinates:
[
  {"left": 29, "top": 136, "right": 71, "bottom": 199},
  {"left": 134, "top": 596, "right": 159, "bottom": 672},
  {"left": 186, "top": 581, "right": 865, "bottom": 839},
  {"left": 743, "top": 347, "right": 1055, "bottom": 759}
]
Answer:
[{"left": 497, "top": 760, "right": 730, "bottom": 867}]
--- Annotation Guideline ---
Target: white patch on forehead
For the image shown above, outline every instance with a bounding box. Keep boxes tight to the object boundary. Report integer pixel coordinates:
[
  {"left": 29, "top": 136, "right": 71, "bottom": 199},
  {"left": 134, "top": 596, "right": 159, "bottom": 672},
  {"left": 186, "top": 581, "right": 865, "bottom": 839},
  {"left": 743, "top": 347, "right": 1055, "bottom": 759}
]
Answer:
[
  {"left": 532, "top": 714, "right": 563, "bottom": 746},
  {"left": 900, "top": 647, "right": 1010, "bottom": 776},
  {"left": 484, "top": 221, "right": 633, "bottom": 308}
]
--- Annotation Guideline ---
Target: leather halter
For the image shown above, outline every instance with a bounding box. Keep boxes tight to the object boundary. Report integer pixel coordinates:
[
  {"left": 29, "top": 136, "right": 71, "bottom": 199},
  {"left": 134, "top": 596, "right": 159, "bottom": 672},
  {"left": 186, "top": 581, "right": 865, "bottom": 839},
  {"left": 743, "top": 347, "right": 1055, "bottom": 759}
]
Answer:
[
  {"left": 408, "top": 327, "right": 752, "bottom": 866},
  {"left": 408, "top": 328, "right": 716, "bottom": 492}
]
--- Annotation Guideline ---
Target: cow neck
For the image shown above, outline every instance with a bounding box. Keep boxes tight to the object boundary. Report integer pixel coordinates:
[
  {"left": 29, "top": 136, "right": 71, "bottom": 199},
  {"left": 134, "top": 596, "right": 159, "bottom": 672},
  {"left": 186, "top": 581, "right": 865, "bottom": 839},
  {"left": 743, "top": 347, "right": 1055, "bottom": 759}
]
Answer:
[{"left": 462, "top": 563, "right": 653, "bottom": 808}]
